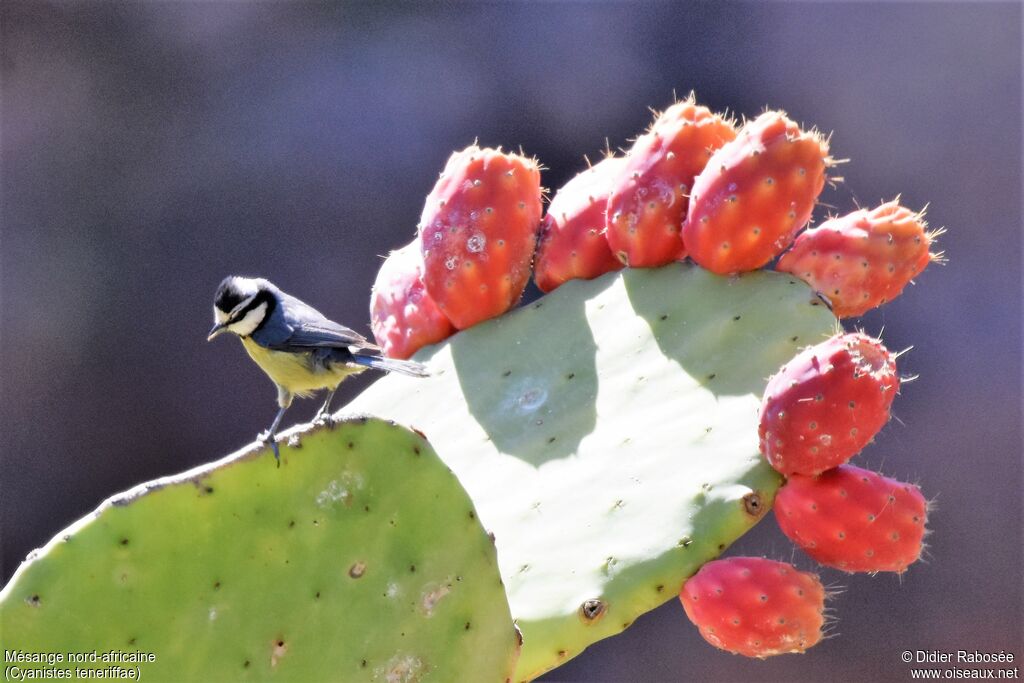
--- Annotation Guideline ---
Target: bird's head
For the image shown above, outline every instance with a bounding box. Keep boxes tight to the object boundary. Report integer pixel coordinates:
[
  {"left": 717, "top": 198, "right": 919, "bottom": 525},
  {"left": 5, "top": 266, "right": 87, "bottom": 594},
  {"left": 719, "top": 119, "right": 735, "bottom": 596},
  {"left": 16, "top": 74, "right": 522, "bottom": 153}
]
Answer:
[{"left": 207, "top": 276, "right": 277, "bottom": 340}]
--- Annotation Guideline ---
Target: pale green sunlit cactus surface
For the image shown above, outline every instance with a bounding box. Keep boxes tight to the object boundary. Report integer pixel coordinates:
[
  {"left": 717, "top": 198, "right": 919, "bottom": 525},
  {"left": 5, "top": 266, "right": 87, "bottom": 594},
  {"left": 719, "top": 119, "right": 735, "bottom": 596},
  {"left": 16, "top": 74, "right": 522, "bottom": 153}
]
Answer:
[{"left": 346, "top": 264, "right": 837, "bottom": 680}]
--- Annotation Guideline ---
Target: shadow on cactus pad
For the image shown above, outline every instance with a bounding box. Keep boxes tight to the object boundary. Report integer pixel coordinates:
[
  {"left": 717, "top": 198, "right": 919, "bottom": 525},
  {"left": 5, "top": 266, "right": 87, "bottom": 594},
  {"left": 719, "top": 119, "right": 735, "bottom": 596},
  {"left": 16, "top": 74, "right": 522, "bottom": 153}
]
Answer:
[{"left": 346, "top": 264, "right": 837, "bottom": 680}]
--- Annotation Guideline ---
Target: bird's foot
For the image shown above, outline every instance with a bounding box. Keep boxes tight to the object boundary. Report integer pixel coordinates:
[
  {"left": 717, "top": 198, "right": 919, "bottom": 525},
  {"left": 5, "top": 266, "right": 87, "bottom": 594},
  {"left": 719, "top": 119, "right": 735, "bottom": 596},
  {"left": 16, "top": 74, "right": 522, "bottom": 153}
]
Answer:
[
  {"left": 313, "top": 411, "right": 335, "bottom": 428},
  {"left": 258, "top": 430, "right": 281, "bottom": 467}
]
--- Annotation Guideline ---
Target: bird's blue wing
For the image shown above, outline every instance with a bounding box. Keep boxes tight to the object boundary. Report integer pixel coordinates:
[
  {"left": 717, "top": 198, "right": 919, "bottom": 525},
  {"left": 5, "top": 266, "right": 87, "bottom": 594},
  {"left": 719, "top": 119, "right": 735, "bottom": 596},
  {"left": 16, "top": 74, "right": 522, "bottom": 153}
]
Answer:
[
  {"left": 281, "top": 320, "right": 377, "bottom": 350},
  {"left": 252, "top": 292, "right": 379, "bottom": 352}
]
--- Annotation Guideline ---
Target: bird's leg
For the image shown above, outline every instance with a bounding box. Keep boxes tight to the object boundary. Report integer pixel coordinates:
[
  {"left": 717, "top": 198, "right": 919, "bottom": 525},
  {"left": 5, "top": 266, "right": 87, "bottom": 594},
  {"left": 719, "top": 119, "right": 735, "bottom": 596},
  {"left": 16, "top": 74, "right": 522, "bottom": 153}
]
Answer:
[
  {"left": 258, "top": 406, "right": 286, "bottom": 466},
  {"left": 259, "top": 387, "right": 293, "bottom": 467},
  {"left": 313, "top": 388, "right": 338, "bottom": 427}
]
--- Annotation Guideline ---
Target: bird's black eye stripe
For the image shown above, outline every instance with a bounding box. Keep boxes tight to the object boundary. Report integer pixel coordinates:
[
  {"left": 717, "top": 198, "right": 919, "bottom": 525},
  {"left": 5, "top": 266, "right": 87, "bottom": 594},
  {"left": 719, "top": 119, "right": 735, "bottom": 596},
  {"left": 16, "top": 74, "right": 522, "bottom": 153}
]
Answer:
[{"left": 232, "top": 290, "right": 277, "bottom": 330}]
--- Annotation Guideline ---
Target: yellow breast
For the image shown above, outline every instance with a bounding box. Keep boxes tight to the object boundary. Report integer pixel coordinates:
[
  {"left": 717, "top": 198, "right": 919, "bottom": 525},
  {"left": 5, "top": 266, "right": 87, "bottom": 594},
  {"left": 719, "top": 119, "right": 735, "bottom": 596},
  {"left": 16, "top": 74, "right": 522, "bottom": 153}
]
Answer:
[{"left": 240, "top": 338, "right": 364, "bottom": 397}]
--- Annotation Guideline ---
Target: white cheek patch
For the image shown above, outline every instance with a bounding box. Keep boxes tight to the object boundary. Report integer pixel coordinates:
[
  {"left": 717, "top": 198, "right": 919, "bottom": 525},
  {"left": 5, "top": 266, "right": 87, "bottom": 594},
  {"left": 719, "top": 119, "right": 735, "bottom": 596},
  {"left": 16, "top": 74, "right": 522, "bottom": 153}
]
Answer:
[
  {"left": 214, "top": 308, "right": 230, "bottom": 324},
  {"left": 228, "top": 301, "right": 268, "bottom": 337}
]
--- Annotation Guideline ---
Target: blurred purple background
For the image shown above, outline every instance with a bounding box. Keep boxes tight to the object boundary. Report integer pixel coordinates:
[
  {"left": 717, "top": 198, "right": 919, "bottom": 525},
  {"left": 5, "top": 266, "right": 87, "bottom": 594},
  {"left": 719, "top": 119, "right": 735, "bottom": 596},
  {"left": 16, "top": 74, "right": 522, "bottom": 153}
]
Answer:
[{"left": 2, "top": 2, "right": 1020, "bottom": 680}]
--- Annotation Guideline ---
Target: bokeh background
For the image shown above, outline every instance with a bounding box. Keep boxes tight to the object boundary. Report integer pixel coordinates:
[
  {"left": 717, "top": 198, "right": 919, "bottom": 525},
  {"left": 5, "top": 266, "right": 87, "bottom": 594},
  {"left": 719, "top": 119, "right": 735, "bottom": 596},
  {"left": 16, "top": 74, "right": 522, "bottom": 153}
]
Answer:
[{"left": 2, "top": 2, "right": 1020, "bottom": 681}]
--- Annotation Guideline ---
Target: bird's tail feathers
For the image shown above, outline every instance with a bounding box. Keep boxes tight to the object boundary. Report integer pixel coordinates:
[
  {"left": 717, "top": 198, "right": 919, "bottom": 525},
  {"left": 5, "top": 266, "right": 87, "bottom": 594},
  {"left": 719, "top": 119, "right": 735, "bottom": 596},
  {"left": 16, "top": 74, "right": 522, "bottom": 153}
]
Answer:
[{"left": 353, "top": 353, "right": 430, "bottom": 378}]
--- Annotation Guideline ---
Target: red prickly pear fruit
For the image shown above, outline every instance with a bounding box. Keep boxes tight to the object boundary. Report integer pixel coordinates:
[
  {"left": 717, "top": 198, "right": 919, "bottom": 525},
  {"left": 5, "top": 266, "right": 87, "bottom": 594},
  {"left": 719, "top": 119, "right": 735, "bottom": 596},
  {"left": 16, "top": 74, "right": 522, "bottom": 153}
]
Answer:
[
  {"left": 419, "top": 145, "right": 543, "bottom": 329},
  {"left": 605, "top": 99, "right": 737, "bottom": 267},
  {"left": 680, "top": 556, "right": 827, "bottom": 658},
  {"left": 534, "top": 156, "right": 626, "bottom": 293},
  {"left": 775, "top": 465, "right": 929, "bottom": 573},
  {"left": 759, "top": 332, "right": 898, "bottom": 476},
  {"left": 777, "top": 200, "right": 942, "bottom": 318},
  {"left": 683, "top": 110, "right": 830, "bottom": 274},
  {"left": 370, "top": 240, "right": 455, "bottom": 360}
]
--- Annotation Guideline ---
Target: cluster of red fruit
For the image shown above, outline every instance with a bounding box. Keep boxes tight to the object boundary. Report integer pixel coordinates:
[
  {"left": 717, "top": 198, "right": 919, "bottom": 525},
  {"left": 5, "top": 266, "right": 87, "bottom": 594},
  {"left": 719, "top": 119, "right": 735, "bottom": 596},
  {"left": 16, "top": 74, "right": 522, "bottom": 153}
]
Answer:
[
  {"left": 683, "top": 331, "right": 932, "bottom": 659},
  {"left": 761, "top": 332, "right": 929, "bottom": 577},
  {"left": 370, "top": 96, "right": 938, "bottom": 360},
  {"left": 368, "top": 95, "right": 941, "bottom": 660}
]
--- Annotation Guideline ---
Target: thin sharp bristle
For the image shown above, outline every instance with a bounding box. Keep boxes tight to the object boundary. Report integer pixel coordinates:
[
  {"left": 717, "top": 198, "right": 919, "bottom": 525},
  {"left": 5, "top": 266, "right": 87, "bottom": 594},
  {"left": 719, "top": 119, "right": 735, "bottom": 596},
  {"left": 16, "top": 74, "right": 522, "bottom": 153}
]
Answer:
[
  {"left": 823, "top": 583, "right": 847, "bottom": 598},
  {"left": 893, "top": 345, "right": 914, "bottom": 360}
]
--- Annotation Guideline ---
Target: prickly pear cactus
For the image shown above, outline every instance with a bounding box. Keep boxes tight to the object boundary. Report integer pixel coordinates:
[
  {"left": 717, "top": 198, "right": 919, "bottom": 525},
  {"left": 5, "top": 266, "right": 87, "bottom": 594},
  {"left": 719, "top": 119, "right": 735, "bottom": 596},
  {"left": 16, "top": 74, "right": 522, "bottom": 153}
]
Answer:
[
  {"left": 0, "top": 419, "right": 520, "bottom": 682},
  {"left": 346, "top": 264, "right": 837, "bottom": 680}
]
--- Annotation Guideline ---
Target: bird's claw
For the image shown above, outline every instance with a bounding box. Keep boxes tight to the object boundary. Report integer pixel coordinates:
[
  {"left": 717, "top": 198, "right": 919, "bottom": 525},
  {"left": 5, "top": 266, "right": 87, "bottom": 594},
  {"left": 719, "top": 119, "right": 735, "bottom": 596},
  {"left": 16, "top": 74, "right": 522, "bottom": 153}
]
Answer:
[
  {"left": 258, "top": 430, "right": 281, "bottom": 467},
  {"left": 313, "top": 411, "right": 335, "bottom": 428}
]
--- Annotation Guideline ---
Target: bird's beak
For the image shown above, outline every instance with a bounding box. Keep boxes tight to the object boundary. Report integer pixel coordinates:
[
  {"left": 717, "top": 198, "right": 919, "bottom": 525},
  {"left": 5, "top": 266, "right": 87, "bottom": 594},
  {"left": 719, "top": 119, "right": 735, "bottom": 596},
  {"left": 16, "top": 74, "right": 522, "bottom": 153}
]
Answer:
[{"left": 207, "top": 322, "right": 228, "bottom": 341}]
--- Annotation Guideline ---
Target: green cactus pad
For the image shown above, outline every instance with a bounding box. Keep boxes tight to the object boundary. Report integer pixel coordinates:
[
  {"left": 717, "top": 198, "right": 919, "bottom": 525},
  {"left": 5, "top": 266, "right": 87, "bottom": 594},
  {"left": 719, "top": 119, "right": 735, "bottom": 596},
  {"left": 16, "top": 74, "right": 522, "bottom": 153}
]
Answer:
[
  {"left": 346, "top": 264, "right": 837, "bottom": 680},
  {"left": 0, "top": 418, "right": 520, "bottom": 682}
]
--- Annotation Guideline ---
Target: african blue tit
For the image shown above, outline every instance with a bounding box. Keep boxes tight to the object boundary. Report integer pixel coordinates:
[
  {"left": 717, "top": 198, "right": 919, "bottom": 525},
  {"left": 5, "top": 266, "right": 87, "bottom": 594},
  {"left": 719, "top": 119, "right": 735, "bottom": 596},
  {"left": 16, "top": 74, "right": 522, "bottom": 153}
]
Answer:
[{"left": 207, "top": 276, "right": 427, "bottom": 462}]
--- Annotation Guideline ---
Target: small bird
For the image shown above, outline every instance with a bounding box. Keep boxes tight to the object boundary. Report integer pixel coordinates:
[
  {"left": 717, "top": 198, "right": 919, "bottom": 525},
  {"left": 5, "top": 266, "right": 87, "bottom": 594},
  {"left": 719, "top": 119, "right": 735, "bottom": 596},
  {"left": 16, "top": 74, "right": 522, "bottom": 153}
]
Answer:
[{"left": 207, "top": 276, "right": 427, "bottom": 463}]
